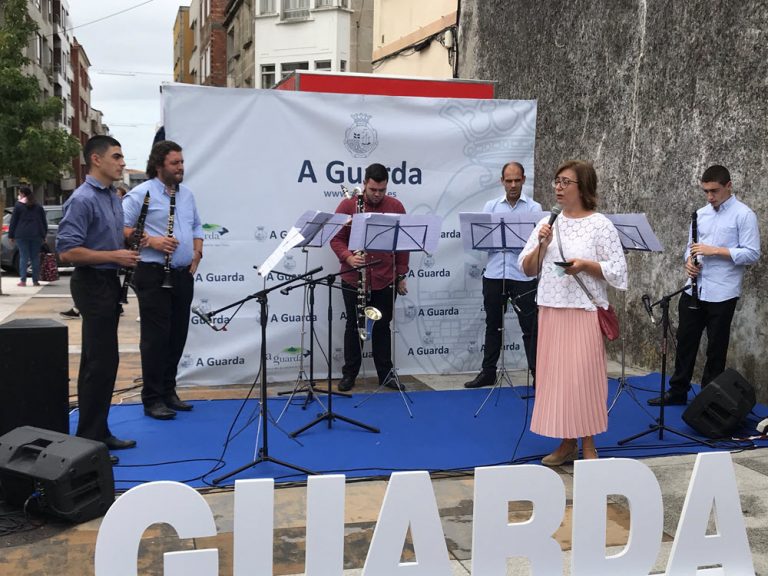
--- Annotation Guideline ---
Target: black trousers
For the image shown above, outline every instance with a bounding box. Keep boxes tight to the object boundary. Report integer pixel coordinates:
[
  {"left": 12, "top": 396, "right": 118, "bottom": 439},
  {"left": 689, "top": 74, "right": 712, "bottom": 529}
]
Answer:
[
  {"left": 70, "top": 267, "right": 121, "bottom": 441},
  {"left": 668, "top": 292, "right": 738, "bottom": 394},
  {"left": 133, "top": 263, "right": 194, "bottom": 406},
  {"left": 481, "top": 277, "right": 538, "bottom": 375},
  {"left": 341, "top": 281, "right": 395, "bottom": 383}
]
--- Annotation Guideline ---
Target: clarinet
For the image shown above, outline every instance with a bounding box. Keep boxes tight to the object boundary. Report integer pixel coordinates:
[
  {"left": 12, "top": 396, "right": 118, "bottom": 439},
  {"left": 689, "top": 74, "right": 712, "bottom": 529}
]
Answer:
[
  {"left": 341, "top": 185, "right": 381, "bottom": 340},
  {"left": 689, "top": 211, "right": 700, "bottom": 310},
  {"left": 119, "top": 191, "right": 151, "bottom": 304},
  {"left": 161, "top": 184, "right": 177, "bottom": 289}
]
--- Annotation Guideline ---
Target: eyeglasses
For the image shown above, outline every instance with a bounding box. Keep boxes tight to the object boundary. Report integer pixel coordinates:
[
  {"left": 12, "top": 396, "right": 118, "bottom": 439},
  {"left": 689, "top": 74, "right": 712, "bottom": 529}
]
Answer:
[{"left": 551, "top": 177, "right": 579, "bottom": 188}]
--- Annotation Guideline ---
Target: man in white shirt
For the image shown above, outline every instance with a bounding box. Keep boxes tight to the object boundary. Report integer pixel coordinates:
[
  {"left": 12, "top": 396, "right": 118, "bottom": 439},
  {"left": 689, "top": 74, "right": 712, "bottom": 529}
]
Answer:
[{"left": 465, "top": 162, "right": 543, "bottom": 388}]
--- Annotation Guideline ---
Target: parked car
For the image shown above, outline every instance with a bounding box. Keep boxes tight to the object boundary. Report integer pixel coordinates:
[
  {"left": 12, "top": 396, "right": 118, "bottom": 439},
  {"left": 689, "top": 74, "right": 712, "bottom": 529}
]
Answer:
[{"left": 1, "top": 205, "right": 64, "bottom": 274}]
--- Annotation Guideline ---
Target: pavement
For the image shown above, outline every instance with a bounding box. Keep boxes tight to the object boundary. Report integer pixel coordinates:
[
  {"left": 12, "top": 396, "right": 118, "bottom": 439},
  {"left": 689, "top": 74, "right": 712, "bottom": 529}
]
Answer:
[{"left": 0, "top": 272, "right": 766, "bottom": 575}]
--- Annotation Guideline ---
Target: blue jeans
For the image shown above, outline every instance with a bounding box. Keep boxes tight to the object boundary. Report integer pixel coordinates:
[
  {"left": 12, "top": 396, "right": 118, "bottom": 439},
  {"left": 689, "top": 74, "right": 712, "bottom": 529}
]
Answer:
[{"left": 16, "top": 237, "right": 42, "bottom": 282}]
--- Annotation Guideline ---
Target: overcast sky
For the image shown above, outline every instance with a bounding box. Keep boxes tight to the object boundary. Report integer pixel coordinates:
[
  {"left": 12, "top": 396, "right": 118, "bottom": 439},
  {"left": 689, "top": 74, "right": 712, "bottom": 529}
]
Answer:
[{"left": 68, "top": 0, "right": 184, "bottom": 170}]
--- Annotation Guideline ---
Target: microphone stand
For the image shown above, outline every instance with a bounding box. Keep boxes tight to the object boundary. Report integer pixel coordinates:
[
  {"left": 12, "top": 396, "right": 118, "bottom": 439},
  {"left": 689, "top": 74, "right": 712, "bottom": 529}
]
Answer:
[
  {"left": 211, "top": 267, "right": 322, "bottom": 485},
  {"left": 618, "top": 286, "right": 712, "bottom": 447},
  {"left": 290, "top": 263, "right": 380, "bottom": 438}
]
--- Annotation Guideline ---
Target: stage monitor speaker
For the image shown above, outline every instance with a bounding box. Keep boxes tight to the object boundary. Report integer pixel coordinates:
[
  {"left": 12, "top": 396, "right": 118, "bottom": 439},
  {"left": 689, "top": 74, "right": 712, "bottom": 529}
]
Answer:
[
  {"left": 682, "top": 368, "right": 756, "bottom": 439},
  {"left": 0, "top": 318, "right": 69, "bottom": 437},
  {"left": 0, "top": 426, "right": 114, "bottom": 523}
]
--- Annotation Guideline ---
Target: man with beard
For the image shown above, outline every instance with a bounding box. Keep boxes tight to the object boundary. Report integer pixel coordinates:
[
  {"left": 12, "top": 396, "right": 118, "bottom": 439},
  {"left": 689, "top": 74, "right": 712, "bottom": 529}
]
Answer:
[
  {"left": 330, "top": 163, "right": 409, "bottom": 392},
  {"left": 123, "top": 140, "right": 204, "bottom": 420}
]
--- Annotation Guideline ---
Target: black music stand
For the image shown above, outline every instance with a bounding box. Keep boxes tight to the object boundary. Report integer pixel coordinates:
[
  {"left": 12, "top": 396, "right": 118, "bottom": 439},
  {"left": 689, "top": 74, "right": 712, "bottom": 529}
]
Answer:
[
  {"left": 351, "top": 213, "right": 442, "bottom": 417},
  {"left": 289, "top": 265, "right": 380, "bottom": 438},
  {"left": 459, "top": 211, "right": 543, "bottom": 415},
  {"left": 603, "top": 214, "right": 664, "bottom": 413},
  {"left": 273, "top": 211, "right": 349, "bottom": 421},
  {"left": 210, "top": 268, "right": 322, "bottom": 485},
  {"left": 618, "top": 286, "right": 712, "bottom": 448}
]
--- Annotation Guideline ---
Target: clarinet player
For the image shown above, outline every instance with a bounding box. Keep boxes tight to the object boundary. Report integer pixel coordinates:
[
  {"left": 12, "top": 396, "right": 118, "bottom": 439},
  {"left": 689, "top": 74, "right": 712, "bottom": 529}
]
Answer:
[
  {"left": 648, "top": 165, "right": 760, "bottom": 406},
  {"left": 123, "top": 140, "right": 204, "bottom": 420},
  {"left": 330, "top": 163, "right": 409, "bottom": 392}
]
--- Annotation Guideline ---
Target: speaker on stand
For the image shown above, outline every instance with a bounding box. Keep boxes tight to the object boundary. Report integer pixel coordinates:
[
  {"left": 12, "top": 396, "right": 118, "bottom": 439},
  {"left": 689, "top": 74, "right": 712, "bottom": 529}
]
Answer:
[{"left": 682, "top": 368, "right": 756, "bottom": 439}]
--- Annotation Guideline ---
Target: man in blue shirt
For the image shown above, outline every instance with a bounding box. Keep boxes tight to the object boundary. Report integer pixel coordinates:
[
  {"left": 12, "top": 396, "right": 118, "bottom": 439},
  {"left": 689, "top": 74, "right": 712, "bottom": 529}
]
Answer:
[
  {"left": 649, "top": 165, "right": 761, "bottom": 406},
  {"left": 123, "top": 140, "right": 204, "bottom": 420},
  {"left": 465, "top": 162, "right": 543, "bottom": 389},
  {"left": 57, "top": 135, "right": 140, "bottom": 463}
]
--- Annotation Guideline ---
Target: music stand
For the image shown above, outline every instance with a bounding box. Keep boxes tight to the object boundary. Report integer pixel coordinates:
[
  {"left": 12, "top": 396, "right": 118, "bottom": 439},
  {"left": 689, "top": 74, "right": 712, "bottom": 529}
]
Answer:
[
  {"left": 351, "top": 213, "right": 442, "bottom": 417},
  {"left": 459, "top": 211, "right": 544, "bottom": 415},
  {"left": 210, "top": 267, "right": 322, "bottom": 485},
  {"left": 603, "top": 214, "right": 664, "bottom": 413},
  {"left": 272, "top": 211, "right": 349, "bottom": 421},
  {"left": 618, "top": 286, "right": 712, "bottom": 448},
  {"left": 289, "top": 264, "right": 381, "bottom": 438}
]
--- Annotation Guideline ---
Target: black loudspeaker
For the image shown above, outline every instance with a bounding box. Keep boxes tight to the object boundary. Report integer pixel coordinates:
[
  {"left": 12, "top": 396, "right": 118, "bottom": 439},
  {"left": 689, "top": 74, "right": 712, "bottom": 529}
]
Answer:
[
  {"left": 0, "top": 426, "right": 114, "bottom": 522},
  {"left": 0, "top": 318, "right": 69, "bottom": 437},
  {"left": 682, "top": 368, "right": 756, "bottom": 439}
]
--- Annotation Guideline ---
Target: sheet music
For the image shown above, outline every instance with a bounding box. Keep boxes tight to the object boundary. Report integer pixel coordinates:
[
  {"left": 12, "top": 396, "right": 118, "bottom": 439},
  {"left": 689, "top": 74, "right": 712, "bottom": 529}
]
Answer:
[
  {"left": 606, "top": 213, "right": 663, "bottom": 252},
  {"left": 257, "top": 227, "right": 305, "bottom": 276}
]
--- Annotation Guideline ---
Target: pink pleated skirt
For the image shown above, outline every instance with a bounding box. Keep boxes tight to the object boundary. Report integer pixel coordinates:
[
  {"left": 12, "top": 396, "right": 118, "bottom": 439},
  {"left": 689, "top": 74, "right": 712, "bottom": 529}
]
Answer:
[{"left": 530, "top": 306, "right": 608, "bottom": 438}]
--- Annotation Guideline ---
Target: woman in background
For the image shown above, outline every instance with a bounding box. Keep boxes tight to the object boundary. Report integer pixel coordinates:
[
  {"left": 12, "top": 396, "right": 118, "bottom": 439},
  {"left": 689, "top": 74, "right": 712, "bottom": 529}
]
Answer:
[
  {"left": 8, "top": 187, "right": 48, "bottom": 287},
  {"left": 519, "top": 160, "right": 627, "bottom": 464}
]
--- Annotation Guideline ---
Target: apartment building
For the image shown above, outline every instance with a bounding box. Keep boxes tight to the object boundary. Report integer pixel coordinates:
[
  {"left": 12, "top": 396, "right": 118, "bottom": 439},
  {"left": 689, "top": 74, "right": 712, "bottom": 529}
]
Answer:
[{"left": 372, "top": 0, "right": 457, "bottom": 78}]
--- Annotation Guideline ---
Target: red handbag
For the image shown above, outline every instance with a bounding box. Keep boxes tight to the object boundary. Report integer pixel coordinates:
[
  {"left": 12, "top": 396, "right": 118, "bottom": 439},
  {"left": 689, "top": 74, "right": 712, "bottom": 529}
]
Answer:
[
  {"left": 597, "top": 304, "right": 620, "bottom": 341},
  {"left": 39, "top": 252, "right": 59, "bottom": 282}
]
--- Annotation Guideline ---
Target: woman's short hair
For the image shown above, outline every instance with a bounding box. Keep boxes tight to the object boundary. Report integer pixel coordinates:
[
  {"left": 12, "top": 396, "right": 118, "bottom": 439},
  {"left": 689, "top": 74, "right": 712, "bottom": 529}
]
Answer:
[{"left": 556, "top": 160, "right": 598, "bottom": 210}]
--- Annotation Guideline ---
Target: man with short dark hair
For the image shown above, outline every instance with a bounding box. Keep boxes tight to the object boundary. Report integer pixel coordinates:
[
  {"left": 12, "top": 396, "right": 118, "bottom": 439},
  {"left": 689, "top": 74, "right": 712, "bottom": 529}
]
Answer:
[
  {"left": 464, "top": 161, "right": 542, "bottom": 389},
  {"left": 649, "top": 165, "right": 760, "bottom": 406},
  {"left": 124, "top": 140, "right": 204, "bottom": 420},
  {"left": 57, "top": 135, "right": 140, "bottom": 463},
  {"left": 330, "top": 163, "right": 409, "bottom": 392}
]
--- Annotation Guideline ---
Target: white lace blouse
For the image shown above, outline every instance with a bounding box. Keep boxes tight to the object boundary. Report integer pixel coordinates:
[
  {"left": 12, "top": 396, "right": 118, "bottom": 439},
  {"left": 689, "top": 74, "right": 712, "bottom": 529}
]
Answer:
[{"left": 518, "top": 212, "right": 628, "bottom": 310}]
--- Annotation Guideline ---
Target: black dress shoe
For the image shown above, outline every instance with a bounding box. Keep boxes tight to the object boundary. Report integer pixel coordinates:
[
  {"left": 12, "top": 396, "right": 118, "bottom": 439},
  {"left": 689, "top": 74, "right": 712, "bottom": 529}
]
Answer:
[
  {"left": 109, "top": 455, "right": 119, "bottom": 465},
  {"left": 338, "top": 376, "right": 355, "bottom": 392},
  {"left": 144, "top": 403, "right": 177, "bottom": 420},
  {"left": 165, "top": 394, "right": 193, "bottom": 411},
  {"left": 464, "top": 372, "right": 495, "bottom": 389},
  {"left": 103, "top": 435, "right": 137, "bottom": 450},
  {"left": 647, "top": 391, "right": 688, "bottom": 406},
  {"left": 383, "top": 377, "right": 405, "bottom": 391}
]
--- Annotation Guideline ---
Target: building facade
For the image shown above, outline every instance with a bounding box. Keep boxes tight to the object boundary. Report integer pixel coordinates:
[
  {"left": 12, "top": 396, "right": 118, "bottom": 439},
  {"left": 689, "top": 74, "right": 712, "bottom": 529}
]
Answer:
[
  {"left": 371, "top": 0, "right": 457, "bottom": 78},
  {"left": 188, "top": 0, "right": 228, "bottom": 86},
  {"left": 173, "top": 5, "right": 196, "bottom": 84},
  {"left": 225, "top": 0, "right": 256, "bottom": 87}
]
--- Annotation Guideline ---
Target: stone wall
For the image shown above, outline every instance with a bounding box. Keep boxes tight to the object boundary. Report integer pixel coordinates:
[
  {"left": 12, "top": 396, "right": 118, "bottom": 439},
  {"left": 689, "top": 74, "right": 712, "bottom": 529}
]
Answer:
[{"left": 459, "top": 0, "right": 768, "bottom": 400}]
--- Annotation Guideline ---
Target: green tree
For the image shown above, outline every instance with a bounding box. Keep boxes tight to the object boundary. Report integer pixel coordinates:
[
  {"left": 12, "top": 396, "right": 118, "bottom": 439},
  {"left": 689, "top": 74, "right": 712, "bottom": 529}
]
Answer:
[{"left": 0, "top": 0, "right": 80, "bottom": 293}]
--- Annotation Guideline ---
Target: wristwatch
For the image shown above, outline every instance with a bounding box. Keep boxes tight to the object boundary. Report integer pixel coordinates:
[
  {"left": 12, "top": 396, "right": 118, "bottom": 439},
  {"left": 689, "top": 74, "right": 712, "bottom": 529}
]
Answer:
[{"left": 396, "top": 274, "right": 406, "bottom": 283}]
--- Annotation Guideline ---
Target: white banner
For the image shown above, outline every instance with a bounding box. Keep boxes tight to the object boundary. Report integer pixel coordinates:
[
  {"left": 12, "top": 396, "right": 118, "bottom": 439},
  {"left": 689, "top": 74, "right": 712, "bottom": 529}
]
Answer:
[{"left": 163, "top": 85, "right": 537, "bottom": 385}]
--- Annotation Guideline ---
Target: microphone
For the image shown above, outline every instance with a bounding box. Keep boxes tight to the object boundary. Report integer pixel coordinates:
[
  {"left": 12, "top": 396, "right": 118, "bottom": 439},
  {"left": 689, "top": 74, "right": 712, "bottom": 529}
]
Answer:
[
  {"left": 547, "top": 206, "right": 562, "bottom": 227},
  {"left": 280, "top": 287, "right": 290, "bottom": 295},
  {"left": 191, "top": 305, "right": 214, "bottom": 329},
  {"left": 641, "top": 294, "right": 656, "bottom": 325}
]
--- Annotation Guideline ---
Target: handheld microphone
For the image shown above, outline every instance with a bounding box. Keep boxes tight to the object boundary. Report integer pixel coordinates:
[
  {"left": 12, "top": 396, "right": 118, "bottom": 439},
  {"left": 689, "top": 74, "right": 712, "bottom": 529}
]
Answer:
[
  {"left": 191, "top": 305, "right": 214, "bottom": 329},
  {"left": 547, "top": 206, "right": 562, "bottom": 227},
  {"left": 641, "top": 294, "right": 656, "bottom": 325}
]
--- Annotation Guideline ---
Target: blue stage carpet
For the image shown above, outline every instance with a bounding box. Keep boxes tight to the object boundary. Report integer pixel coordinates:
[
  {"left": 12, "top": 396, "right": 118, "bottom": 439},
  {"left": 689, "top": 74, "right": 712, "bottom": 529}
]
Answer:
[{"left": 72, "top": 373, "right": 768, "bottom": 490}]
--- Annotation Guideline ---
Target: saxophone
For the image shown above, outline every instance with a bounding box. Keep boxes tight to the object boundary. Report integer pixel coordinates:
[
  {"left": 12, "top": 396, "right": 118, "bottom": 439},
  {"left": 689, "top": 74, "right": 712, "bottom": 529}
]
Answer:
[
  {"left": 120, "top": 191, "right": 151, "bottom": 304},
  {"left": 342, "top": 185, "right": 382, "bottom": 340}
]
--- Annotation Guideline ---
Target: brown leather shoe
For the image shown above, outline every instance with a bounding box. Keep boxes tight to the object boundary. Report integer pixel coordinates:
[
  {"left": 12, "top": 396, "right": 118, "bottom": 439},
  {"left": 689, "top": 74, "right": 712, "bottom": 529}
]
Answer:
[{"left": 541, "top": 448, "right": 579, "bottom": 466}]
